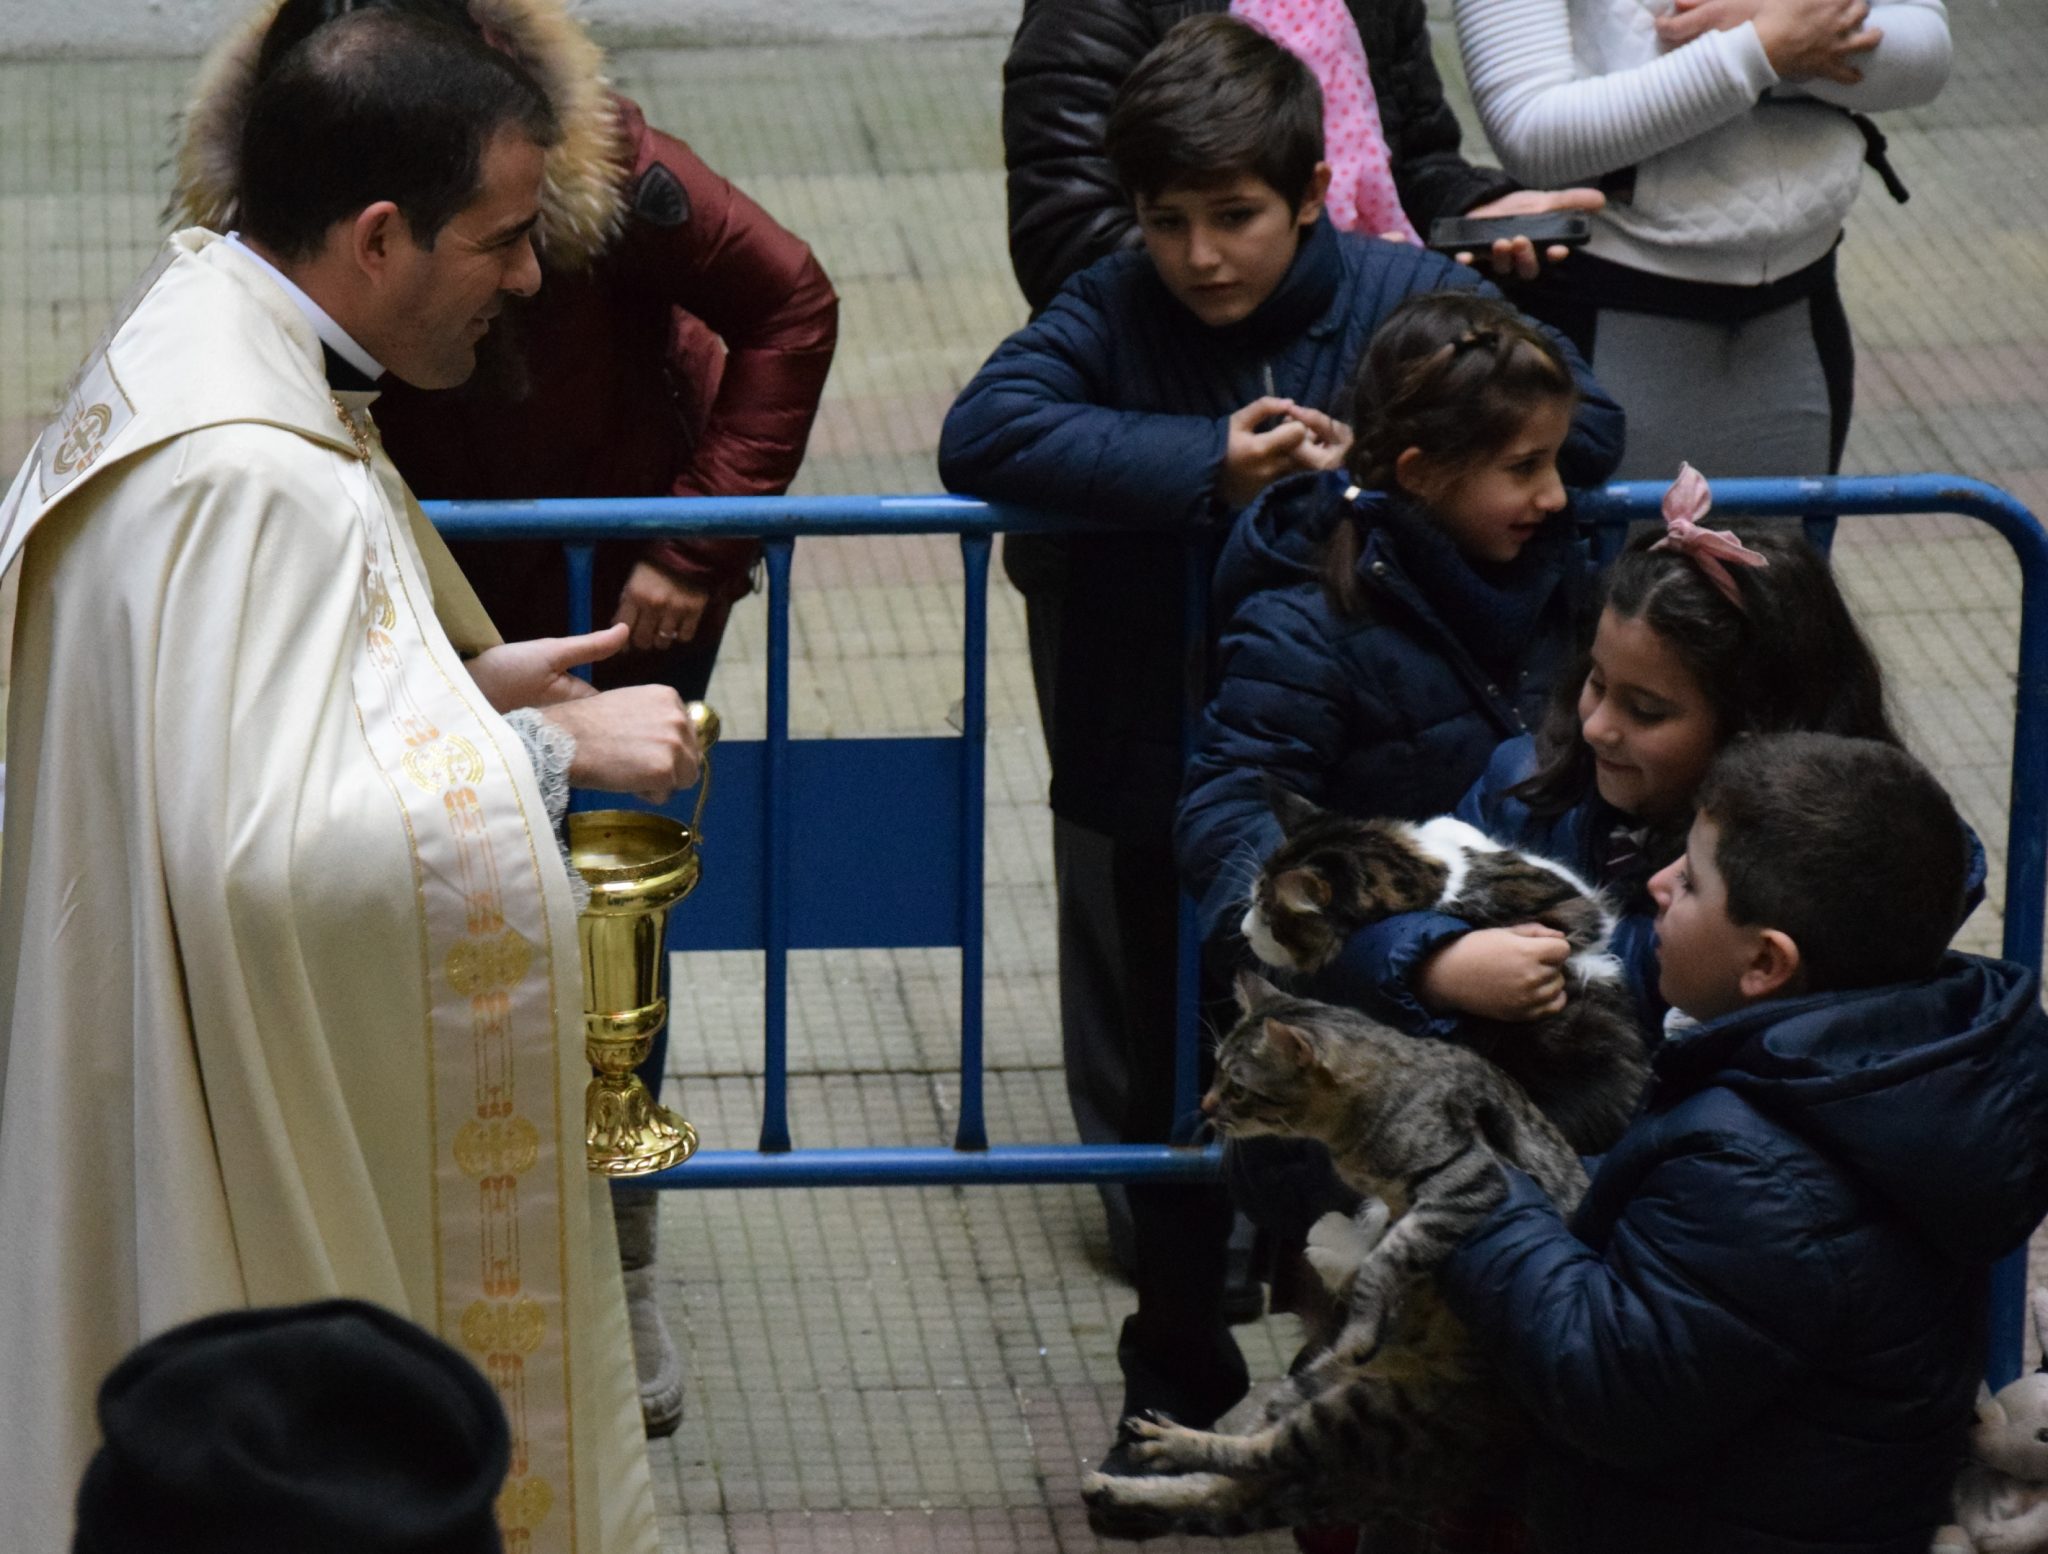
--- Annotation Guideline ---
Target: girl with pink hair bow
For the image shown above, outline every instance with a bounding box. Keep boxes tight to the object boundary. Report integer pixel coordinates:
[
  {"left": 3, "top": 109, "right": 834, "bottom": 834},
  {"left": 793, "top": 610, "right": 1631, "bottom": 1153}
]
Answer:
[{"left": 1388, "top": 464, "right": 1938, "bottom": 1055}]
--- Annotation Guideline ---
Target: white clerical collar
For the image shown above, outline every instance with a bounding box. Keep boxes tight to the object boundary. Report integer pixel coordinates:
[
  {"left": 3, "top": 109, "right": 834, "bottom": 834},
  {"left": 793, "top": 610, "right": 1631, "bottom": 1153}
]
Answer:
[{"left": 223, "top": 232, "right": 387, "bottom": 382}]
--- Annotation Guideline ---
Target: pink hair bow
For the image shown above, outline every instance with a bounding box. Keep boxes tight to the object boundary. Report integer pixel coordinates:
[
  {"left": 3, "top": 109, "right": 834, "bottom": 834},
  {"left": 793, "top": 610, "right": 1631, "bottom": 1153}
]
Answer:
[{"left": 1650, "top": 462, "right": 1769, "bottom": 607}]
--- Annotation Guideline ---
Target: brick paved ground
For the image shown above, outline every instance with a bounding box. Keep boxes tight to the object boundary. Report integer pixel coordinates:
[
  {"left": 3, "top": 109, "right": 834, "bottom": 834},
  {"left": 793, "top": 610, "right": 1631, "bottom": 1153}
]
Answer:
[{"left": 0, "top": 2, "right": 2043, "bottom": 1548}]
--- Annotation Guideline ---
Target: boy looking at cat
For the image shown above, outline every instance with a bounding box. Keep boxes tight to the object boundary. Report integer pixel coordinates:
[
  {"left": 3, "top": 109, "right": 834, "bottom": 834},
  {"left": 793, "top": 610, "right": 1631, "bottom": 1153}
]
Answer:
[
  {"left": 1440, "top": 733, "right": 2048, "bottom": 1554},
  {"left": 938, "top": 13, "right": 1622, "bottom": 1457}
]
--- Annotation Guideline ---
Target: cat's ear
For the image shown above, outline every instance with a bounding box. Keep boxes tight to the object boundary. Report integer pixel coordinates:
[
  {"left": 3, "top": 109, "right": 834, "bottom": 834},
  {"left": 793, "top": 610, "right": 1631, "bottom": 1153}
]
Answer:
[
  {"left": 1262, "top": 775, "right": 1322, "bottom": 835},
  {"left": 1262, "top": 1017, "right": 1324, "bottom": 1072},
  {"left": 2029, "top": 1287, "right": 2048, "bottom": 1354},
  {"left": 1234, "top": 968, "right": 1285, "bottom": 1014},
  {"left": 1273, "top": 867, "right": 1331, "bottom": 917}
]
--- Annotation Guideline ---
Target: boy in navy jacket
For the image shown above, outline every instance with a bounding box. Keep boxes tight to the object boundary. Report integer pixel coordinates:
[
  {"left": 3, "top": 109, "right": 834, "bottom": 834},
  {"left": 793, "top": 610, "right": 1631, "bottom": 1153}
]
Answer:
[
  {"left": 1442, "top": 733, "right": 2048, "bottom": 1553},
  {"left": 938, "top": 14, "right": 1622, "bottom": 1457}
]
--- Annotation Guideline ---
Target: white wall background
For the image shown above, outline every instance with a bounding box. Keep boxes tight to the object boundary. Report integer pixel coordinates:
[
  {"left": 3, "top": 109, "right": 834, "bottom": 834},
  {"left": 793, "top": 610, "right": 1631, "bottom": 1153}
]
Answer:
[{"left": 1, "top": 0, "right": 1018, "bottom": 57}]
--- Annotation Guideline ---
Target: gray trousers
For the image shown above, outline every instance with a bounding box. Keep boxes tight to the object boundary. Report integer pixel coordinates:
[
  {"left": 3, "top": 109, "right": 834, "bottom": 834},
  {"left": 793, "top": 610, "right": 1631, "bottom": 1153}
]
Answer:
[{"left": 1592, "top": 295, "right": 1841, "bottom": 481}]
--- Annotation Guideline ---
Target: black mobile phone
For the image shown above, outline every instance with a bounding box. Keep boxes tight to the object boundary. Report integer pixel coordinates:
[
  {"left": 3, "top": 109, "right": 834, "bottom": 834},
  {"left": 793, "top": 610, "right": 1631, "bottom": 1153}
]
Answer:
[{"left": 1426, "top": 212, "right": 1593, "bottom": 255}]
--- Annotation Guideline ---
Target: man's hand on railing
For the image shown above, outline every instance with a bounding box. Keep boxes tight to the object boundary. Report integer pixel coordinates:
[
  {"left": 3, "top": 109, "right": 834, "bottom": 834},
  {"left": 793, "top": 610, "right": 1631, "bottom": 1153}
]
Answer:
[
  {"left": 614, "top": 561, "right": 710, "bottom": 650},
  {"left": 542, "top": 685, "right": 703, "bottom": 804},
  {"left": 466, "top": 624, "right": 628, "bottom": 712}
]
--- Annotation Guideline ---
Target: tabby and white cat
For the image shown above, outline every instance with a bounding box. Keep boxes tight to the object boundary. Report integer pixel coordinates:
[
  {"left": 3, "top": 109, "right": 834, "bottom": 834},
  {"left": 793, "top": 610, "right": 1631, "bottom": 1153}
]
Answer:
[
  {"left": 1241, "top": 782, "right": 1649, "bottom": 1154},
  {"left": 1082, "top": 973, "right": 1588, "bottom": 1540}
]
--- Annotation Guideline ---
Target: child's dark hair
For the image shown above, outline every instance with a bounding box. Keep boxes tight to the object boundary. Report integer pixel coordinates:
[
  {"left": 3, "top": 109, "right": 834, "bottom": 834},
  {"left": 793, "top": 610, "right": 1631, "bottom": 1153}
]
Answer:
[
  {"left": 1514, "top": 523, "right": 1901, "bottom": 818},
  {"left": 1322, "top": 292, "right": 1576, "bottom": 613},
  {"left": 1105, "top": 15, "right": 1324, "bottom": 208},
  {"left": 1695, "top": 733, "right": 1966, "bottom": 992}
]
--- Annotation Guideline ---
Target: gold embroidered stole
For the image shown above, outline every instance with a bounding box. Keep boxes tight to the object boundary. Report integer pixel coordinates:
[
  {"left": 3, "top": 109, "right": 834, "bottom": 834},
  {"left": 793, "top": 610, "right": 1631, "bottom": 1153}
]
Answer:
[{"left": 335, "top": 405, "right": 579, "bottom": 1554}]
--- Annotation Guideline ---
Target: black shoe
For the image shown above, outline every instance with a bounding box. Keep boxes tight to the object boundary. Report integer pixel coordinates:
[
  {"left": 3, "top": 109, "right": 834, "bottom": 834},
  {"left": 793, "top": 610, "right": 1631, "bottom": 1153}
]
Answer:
[{"left": 1116, "top": 1315, "right": 1248, "bottom": 1431}]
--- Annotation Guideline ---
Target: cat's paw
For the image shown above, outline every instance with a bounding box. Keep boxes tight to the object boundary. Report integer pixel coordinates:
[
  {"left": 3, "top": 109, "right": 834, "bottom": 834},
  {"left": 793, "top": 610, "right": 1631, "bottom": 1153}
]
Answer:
[
  {"left": 1121, "top": 1411, "right": 1219, "bottom": 1472},
  {"left": 1080, "top": 1471, "right": 1175, "bottom": 1539},
  {"left": 1285, "top": 1349, "right": 1351, "bottom": 1404},
  {"left": 1083, "top": 1468, "right": 1239, "bottom": 1539},
  {"left": 1330, "top": 1307, "right": 1388, "bottom": 1367}
]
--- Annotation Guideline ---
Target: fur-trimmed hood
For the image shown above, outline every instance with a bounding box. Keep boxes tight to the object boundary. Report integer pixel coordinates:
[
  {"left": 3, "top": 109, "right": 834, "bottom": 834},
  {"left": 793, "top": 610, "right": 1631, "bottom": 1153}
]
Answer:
[{"left": 172, "top": 0, "right": 628, "bottom": 271}]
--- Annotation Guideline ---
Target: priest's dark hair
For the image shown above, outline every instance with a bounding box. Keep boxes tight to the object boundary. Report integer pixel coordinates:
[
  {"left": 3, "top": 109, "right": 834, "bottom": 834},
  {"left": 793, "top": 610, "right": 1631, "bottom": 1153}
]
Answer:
[{"left": 237, "top": 3, "right": 559, "bottom": 261}]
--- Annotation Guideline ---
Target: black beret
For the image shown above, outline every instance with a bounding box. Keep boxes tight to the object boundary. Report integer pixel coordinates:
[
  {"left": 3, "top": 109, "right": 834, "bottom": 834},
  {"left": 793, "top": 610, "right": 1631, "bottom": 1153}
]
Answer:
[{"left": 73, "top": 1298, "right": 508, "bottom": 1554}]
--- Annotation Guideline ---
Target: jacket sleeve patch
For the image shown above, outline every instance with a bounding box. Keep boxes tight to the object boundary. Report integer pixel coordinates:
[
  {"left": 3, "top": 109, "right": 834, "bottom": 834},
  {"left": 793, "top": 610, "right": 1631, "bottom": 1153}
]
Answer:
[{"left": 631, "top": 164, "right": 692, "bottom": 229}]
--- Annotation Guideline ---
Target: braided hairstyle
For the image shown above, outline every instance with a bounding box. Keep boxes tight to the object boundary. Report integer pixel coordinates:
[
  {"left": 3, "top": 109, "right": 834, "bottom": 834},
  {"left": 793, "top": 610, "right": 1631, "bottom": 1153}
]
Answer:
[{"left": 1323, "top": 290, "right": 1576, "bottom": 613}]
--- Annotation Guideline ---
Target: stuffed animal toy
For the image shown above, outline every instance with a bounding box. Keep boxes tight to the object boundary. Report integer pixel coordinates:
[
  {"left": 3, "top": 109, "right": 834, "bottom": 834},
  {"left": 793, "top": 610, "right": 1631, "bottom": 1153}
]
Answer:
[{"left": 1932, "top": 1289, "right": 2048, "bottom": 1554}]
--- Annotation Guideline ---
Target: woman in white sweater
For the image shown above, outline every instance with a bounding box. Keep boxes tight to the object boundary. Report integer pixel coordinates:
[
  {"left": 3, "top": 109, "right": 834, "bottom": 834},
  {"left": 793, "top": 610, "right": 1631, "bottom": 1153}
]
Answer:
[{"left": 1454, "top": 0, "right": 1950, "bottom": 479}]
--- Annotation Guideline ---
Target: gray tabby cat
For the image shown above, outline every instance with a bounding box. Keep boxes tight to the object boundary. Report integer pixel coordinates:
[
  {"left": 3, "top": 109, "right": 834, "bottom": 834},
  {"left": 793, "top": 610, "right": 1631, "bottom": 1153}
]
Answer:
[
  {"left": 1242, "top": 782, "right": 1649, "bottom": 1153},
  {"left": 1082, "top": 972, "right": 1587, "bottom": 1541}
]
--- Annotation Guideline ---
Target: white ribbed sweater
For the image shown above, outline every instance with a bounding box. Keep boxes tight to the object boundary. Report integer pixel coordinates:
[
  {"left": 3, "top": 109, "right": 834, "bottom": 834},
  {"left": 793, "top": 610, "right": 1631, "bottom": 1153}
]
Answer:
[{"left": 1453, "top": 0, "right": 1950, "bottom": 286}]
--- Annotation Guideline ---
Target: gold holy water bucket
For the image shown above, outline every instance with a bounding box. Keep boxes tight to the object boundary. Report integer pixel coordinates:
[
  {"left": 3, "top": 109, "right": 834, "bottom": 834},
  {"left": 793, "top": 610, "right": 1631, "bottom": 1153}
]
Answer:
[{"left": 568, "top": 702, "right": 720, "bottom": 1177}]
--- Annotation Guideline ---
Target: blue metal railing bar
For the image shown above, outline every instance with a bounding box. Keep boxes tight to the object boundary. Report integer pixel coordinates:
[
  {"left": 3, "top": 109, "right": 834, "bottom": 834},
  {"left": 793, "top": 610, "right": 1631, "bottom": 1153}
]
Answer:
[
  {"left": 662, "top": 1143, "right": 1217, "bottom": 1189},
  {"left": 762, "top": 540, "right": 794, "bottom": 1153},
  {"left": 957, "top": 535, "right": 993, "bottom": 1153},
  {"left": 432, "top": 492, "right": 1062, "bottom": 539},
  {"left": 429, "top": 475, "right": 2048, "bottom": 1385}
]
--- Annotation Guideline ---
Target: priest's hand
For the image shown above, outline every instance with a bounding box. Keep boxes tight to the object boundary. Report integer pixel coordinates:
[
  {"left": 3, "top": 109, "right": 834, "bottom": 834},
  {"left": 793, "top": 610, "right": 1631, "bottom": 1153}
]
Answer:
[
  {"left": 541, "top": 685, "right": 703, "bottom": 803},
  {"left": 467, "top": 624, "right": 628, "bottom": 713}
]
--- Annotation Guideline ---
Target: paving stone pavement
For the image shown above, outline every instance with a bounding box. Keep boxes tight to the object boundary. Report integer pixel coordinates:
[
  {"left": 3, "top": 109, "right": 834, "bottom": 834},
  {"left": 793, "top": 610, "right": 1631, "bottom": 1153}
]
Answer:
[{"left": 1, "top": 2, "right": 2045, "bottom": 1548}]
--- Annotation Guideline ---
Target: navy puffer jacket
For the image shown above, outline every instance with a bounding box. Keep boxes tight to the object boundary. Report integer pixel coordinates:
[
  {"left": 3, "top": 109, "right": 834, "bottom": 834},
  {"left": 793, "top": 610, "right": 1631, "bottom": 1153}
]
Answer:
[
  {"left": 938, "top": 218, "right": 1623, "bottom": 843},
  {"left": 1441, "top": 954, "right": 2048, "bottom": 1554},
  {"left": 1338, "top": 734, "right": 1990, "bottom": 1041},
  {"left": 1175, "top": 479, "right": 1590, "bottom": 952}
]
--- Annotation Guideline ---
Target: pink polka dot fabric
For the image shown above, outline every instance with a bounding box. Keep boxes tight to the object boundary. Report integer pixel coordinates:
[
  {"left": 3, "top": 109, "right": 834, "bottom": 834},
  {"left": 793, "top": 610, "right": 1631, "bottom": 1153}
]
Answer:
[{"left": 1230, "top": 0, "right": 1422, "bottom": 245}]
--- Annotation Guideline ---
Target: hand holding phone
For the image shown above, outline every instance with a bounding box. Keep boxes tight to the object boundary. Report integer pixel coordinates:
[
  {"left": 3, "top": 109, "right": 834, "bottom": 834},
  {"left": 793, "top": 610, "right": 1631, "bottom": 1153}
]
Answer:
[{"left": 1426, "top": 213, "right": 1593, "bottom": 256}]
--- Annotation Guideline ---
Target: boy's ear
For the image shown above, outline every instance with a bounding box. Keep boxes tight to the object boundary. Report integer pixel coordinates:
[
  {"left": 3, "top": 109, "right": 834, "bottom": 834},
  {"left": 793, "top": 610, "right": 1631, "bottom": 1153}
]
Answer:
[
  {"left": 1295, "top": 161, "right": 1333, "bottom": 231},
  {"left": 1740, "top": 928, "right": 1803, "bottom": 1002}
]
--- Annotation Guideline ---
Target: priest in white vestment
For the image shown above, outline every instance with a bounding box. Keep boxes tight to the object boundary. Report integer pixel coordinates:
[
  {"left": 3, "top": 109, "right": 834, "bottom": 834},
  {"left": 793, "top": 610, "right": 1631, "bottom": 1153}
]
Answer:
[{"left": 0, "top": 13, "right": 694, "bottom": 1552}]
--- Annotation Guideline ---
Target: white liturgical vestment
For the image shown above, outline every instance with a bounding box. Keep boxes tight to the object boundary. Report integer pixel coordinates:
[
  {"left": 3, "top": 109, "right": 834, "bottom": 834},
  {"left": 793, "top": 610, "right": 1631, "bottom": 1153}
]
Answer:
[{"left": 0, "top": 229, "right": 657, "bottom": 1554}]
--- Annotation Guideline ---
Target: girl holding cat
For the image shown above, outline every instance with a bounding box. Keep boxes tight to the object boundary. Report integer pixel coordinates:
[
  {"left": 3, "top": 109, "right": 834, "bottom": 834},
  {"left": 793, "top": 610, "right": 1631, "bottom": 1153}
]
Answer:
[
  {"left": 1175, "top": 289, "right": 1599, "bottom": 962},
  {"left": 1174, "top": 285, "right": 1603, "bottom": 1554},
  {"left": 1359, "top": 470, "right": 1938, "bottom": 1042}
]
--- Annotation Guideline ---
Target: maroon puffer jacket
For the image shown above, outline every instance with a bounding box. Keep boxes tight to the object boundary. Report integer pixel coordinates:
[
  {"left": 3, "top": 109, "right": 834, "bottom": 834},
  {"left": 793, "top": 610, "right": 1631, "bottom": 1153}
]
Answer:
[{"left": 376, "top": 95, "right": 838, "bottom": 676}]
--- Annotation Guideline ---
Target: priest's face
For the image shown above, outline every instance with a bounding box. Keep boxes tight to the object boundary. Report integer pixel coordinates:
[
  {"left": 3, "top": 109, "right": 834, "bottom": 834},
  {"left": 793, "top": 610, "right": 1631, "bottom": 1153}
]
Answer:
[{"left": 376, "top": 126, "right": 546, "bottom": 390}]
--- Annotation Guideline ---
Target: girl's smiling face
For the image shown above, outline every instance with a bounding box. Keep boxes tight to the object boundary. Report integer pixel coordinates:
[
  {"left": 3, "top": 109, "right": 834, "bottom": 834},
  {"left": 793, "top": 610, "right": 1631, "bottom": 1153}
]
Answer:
[
  {"left": 1402, "top": 396, "right": 1574, "bottom": 565},
  {"left": 1577, "top": 606, "right": 1720, "bottom": 821}
]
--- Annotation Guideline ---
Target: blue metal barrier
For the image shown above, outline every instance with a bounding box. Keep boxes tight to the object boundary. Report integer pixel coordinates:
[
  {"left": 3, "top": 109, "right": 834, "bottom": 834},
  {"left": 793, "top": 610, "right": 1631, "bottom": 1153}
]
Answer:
[{"left": 430, "top": 473, "right": 2048, "bottom": 1384}]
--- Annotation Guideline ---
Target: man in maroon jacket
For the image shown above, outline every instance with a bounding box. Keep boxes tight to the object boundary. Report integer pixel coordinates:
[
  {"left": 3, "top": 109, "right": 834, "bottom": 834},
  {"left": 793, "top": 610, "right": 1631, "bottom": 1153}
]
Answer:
[{"left": 175, "top": 0, "right": 839, "bottom": 1438}]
